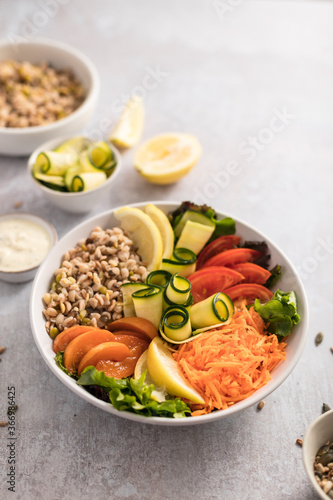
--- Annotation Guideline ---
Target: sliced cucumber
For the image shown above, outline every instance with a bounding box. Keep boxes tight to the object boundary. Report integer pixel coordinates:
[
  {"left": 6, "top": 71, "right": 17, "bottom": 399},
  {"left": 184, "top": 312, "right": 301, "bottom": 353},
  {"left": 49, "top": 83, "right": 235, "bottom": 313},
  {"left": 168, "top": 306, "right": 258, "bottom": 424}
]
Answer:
[
  {"left": 176, "top": 219, "right": 215, "bottom": 255},
  {"left": 174, "top": 210, "right": 215, "bottom": 238},
  {"left": 189, "top": 292, "right": 231, "bottom": 329},
  {"left": 132, "top": 285, "right": 163, "bottom": 329}
]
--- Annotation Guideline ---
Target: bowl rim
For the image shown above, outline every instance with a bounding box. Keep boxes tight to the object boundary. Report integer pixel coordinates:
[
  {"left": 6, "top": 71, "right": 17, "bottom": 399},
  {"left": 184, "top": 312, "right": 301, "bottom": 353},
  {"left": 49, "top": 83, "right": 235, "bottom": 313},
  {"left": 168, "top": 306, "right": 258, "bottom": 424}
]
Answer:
[
  {"left": 29, "top": 200, "right": 309, "bottom": 426},
  {"left": 302, "top": 409, "right": 333, "bottom": 499},
  {"left": 0, "top": 212, "right": 57, "bottom": 275},
  {"left": 0, "top": 37, "right": 100, "bottom": 135},
  {"left": 27, "top": 135, "right": 122, "bottom": 198}
]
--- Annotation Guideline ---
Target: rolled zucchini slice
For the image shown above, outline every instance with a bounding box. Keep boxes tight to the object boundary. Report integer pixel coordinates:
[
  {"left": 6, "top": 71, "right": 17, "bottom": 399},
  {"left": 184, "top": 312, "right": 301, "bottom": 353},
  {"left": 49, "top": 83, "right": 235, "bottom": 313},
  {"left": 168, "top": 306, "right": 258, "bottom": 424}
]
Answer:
[
  {"left": 146, "top": 270, "right": 171, "bottom": 288},
  {"left": 68, "top": 171, "right": 107, "bottom": 192},
  {"left": 121, "top": 282, "right": 150, "bottom": 317},
  {"left": 176, "top": 220, "right": 215, "bottom": 255},
  {"left": 33, "top": 151, "right": 78, "bottom": 176},
  {"left": 160, "top": 248, "right": 197, "bottom": 278},
  {"left": 165, "top": 273, "right": 191, "bottom": 304},
  {"left": 80, "top": 141, "right": 117, "bottom": 173},
  {"left": 54, "top": 136, "right": 91, "bottom": 155},
  {"left": 132, "top": 285, "right": 163, "bottom": 330},
  {"left": 174, "top": 210, "right": 215, "bottom": 238},
  {"left": 160, "top": 305, "right": 192, "bottom": 342},
  {"left": 189, "top": 292, "right": 233, "bottom": 330}
]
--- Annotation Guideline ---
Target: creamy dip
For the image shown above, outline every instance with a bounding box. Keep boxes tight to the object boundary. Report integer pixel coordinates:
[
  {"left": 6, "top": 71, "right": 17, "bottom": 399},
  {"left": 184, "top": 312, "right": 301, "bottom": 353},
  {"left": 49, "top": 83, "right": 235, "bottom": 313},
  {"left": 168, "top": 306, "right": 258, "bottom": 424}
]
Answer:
[{"left": 0, "top": 217, "right": 52, "bottom": 272}]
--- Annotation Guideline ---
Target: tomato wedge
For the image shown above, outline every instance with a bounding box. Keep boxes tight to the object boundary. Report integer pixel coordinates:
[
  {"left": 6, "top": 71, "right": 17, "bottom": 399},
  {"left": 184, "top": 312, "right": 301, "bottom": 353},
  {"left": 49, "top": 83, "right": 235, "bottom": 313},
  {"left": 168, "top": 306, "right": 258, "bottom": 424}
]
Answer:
[
  {"left": 196, "top": 235, "right": 241, "bottom": 269},
  {"left": 230, "top": 262, "right": 271, "bottom": 285},
  {"left": 222, "top": 284, "right": 273, "bottom": 303},
  {"left": 203, "top": 248, "right": 262, "bottom": 268},
  {"left": 188, "top": 266, "right": 244, "bottom": 303}
]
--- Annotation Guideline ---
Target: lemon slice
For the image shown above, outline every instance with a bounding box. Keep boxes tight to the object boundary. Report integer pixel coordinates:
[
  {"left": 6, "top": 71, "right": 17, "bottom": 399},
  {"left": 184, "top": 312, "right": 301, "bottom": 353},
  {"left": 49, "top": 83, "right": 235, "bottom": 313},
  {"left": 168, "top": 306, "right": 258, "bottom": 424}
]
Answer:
[
  {"left": 144, "top": 204, "right": 174, "bottom": 260},
  {"left": 114, "top": 206, "right": 163, "bottom": 272},
  {"left": 134, "top": 350, "right": 167, "bottom": 402},
  {"left": 109, "top": 96, "right": 144, "bottom": 148},
  {"left": 134, "top": 133, "right": 201, "bottom": 185},
  {"left": 146, "top": 337, "right": 205, "bottom": 404}
]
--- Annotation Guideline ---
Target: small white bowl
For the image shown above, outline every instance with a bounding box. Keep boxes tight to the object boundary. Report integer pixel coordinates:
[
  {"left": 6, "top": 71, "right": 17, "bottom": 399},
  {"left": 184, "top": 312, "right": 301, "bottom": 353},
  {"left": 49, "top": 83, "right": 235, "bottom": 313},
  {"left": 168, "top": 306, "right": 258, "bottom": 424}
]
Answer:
[
  {"left": 0, "top": 38, "right": 99, "bottom": 156},
  {"left": 27, "top": 136, "right": 122, "bottom": 214},
  {"left": 303, "top": 410, "right": 333, "bottom": 499},
  {"left": 0, "top": 213, "right": 57, "bottom": 283}
]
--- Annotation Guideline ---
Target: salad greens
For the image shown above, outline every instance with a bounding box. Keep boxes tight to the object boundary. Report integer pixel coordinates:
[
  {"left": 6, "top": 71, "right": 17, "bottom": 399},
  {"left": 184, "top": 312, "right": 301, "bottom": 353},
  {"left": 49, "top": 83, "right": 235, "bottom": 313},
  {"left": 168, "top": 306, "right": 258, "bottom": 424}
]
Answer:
[
  {"left": 77, "top": 367, "right": 191, "bottom": 418},
  {"left": 254, "top": 290, "right": 300, "bottom": 341}
]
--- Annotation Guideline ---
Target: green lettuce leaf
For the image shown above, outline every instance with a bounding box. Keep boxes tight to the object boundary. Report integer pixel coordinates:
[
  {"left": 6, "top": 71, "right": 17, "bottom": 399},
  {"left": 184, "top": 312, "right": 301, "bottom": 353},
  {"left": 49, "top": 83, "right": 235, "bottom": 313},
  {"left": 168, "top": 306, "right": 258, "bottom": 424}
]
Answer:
[
  {"left": 77, "top": 367, "right": 191, "bottom": 418},
  {"left": 55, "top": 351, "right": 78, "bottom": 379},
  {"left": 254, "top": 290, "right": 300, "bottom": 341}
]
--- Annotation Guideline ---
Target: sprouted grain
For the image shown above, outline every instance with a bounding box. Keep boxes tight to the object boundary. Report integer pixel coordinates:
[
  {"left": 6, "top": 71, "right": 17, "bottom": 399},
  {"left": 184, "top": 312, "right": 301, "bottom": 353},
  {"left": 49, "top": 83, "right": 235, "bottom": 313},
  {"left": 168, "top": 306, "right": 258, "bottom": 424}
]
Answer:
[
  {"left": 43, "top": 226, "right": 148, "bottom": 335},
  {"left": 0, "top": 60, "right": 85, "bottom": 128}
]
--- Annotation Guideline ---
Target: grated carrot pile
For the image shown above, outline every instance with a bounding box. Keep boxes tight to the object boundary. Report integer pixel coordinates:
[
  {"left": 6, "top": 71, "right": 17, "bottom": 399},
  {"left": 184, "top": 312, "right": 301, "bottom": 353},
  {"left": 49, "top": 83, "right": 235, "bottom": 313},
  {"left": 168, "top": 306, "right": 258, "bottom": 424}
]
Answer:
[{"left": 173, "top": 302, "right": 287, "bottom": 416}]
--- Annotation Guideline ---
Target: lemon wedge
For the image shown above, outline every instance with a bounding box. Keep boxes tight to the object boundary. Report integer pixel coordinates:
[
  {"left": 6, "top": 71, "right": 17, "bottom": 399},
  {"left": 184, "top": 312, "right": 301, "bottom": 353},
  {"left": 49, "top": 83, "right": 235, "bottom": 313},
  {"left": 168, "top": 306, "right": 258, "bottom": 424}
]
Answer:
[
  {"left": 144, "top": 204, "right": 174, "bottom": 260},
  {"left": 146, "top": 337, "right": 205, "bottom": 404},
  {"left": 134, "top": 350, "right": 167, "bottom": 402},
  {"left": 134, "top": 133, "right": 202, "bottom": 184},
  {"left": 109, "top": 96, "right": 144, "bottom": 148},
  {"left": 114, "top": 206, "right": 163, "bottom": 272}
]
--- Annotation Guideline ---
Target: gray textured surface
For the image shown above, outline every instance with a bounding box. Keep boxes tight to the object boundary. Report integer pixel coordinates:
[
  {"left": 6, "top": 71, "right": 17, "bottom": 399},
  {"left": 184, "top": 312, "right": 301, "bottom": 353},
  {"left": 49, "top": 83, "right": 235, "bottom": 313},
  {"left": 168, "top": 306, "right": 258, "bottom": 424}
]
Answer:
[{"left": 1, "top": 1, "right": 333, "bottom": 499}]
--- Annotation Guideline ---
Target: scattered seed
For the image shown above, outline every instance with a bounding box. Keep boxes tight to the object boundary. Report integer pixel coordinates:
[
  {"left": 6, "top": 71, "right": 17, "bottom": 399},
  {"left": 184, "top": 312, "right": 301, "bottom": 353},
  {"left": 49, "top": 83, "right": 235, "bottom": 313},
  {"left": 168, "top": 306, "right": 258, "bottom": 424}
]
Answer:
[
  {"left": 257, "top": 401, "right": 265, "bottom": 410},
  {"left": 323, "top": 403, "right": 332, "bottom": 414},
  {"left": 330, "top": 347, "right": 333, "bottom": 354},
  {"left": 0, "top": 346, "right": 6, "bottom": 354},
  {"left": 13, "top": 200, "right": 22, "bottom": 208},
  {"left": 315, "top": 332, "right": 324, "bottom": 346},
  {"left": 314, "top": 440, "right": 333, "bottom": 497},
  {"left": 0, "top": 421, "right": 8, "bottom": 427},
  {"left": 296, "top": 438, "right": 303, "bottom": 447}
]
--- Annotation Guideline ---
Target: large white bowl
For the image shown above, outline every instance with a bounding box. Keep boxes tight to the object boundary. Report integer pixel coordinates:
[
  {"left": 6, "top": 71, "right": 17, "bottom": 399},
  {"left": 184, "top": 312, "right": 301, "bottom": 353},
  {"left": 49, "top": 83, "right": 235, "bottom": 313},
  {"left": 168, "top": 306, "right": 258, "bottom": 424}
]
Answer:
[
  {"left": 303, "top": 410, "right": 333, "bottom": 499},
  {"left": 0, "top": 38, "right": 99, "bottom": 156},
  {"left": 27, "top": 136, "right": 122, "bottom": 213},
  {"left": 29, "top": 201, "right": 309, "bottom": 426}
]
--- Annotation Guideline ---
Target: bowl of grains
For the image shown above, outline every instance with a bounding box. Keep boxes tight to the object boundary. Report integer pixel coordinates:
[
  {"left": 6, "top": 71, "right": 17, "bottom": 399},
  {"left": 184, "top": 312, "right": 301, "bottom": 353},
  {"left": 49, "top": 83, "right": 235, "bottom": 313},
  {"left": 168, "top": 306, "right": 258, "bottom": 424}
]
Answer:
[
  {"left": 0, "top": 38, "right": 99, "bottom": 156},
  {"left": 303, "top": 409, "right": 333, "bottom": 499}
]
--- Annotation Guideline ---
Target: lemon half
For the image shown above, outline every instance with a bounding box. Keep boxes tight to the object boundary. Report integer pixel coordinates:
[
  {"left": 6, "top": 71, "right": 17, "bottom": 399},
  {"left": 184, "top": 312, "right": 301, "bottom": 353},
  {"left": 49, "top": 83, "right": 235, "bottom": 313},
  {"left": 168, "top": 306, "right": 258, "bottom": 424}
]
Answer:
[
  {"left": 134, "top": 133, "right": 201, "bottom": 184},
  {"left": 114, "top": 206, "right": 163, "bottom": 272},
  {"left": 146, "top": 337, "right": 205, "bottom": 404}
]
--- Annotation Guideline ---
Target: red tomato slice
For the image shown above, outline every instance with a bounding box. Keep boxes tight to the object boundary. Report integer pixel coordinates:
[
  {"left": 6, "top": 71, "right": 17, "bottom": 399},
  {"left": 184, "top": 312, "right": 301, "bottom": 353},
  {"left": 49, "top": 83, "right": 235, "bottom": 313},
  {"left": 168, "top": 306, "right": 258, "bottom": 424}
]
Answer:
[
  {"left": 196, "top": 235, "right": 241, "bottom": 269},
  {"left": 203, "top": 248, "right": 262, "bottom": 268},
  {"left": 230, "top": 262, "right": 271, "bottom": 284},
  {"left": 188, "top": 266, "right": 244, "bottom": 303},
  {"left": 223, "top": 284, "right": 273, "bottom": 304}
]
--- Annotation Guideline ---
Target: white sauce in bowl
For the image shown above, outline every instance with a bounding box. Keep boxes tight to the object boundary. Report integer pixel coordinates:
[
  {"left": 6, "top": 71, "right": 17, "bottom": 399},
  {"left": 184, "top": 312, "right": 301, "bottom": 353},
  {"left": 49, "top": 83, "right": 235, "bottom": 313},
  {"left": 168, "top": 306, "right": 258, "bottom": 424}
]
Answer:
[{"left": 0, "top": 218, "right": 52, "bottom": 272}]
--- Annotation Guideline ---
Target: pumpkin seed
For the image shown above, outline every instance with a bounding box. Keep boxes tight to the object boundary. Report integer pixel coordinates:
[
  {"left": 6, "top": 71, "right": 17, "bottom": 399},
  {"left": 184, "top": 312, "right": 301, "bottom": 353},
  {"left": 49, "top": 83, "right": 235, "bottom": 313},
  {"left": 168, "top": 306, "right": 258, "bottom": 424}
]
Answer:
[{"left": 315, "top": 332, "right": 324, "bottom": 346}]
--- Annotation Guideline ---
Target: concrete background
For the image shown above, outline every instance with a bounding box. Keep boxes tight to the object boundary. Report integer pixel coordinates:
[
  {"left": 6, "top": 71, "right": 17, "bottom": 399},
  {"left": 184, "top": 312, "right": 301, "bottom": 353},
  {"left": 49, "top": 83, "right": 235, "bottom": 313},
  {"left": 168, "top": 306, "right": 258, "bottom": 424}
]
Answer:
[{"left": 0, "top": 1, "right": 333, "bottom": 498}]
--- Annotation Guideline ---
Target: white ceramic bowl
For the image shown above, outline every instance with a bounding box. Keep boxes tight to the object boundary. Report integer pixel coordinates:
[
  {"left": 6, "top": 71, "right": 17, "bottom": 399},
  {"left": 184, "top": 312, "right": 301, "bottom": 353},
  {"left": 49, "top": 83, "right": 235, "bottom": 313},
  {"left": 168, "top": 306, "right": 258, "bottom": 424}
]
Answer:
[
  {"left": 0, "top": 212, "right": 57, "bottom": 283},
  {"left": 27, "top": 136, "right": 122, "bottom": 213},
  {"left": 303, "top": 410, "right": 333, "bottom": 499},
  {"left": 29, "top": 201, "right": 309, "bottom": 426},
  {"left": 0, "top": 38, "right": 99, "bottom": 156}
]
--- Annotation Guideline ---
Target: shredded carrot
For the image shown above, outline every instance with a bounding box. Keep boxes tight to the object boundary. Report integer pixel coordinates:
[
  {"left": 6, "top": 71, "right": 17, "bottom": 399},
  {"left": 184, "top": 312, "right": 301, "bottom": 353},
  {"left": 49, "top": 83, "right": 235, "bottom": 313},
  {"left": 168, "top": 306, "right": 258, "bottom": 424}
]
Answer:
[{"left": 173, "top": 302, "right": 287, "bottom": 416}]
